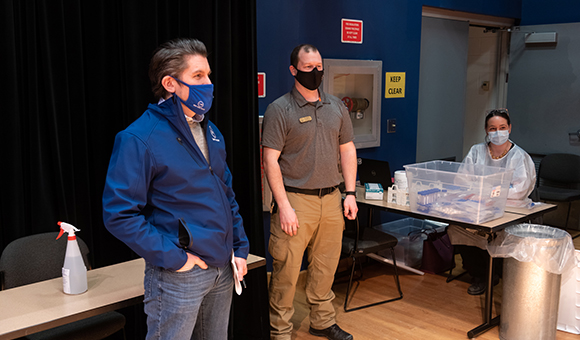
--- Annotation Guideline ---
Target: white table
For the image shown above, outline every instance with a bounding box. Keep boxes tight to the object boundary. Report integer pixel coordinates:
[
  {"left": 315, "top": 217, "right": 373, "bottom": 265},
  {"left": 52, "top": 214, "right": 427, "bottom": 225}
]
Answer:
[
  {"left": 355, "top": 186, "right": 556, "bottom": 338},
  {"left": 0, "top": 254, "right": 266, "bottom": 340}
]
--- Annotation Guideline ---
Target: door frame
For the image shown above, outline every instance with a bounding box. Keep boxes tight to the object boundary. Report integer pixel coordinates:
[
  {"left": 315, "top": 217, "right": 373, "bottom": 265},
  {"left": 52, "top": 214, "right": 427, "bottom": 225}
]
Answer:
[{"left": 422, "top": 6, "right": 514, "bottom": 109}]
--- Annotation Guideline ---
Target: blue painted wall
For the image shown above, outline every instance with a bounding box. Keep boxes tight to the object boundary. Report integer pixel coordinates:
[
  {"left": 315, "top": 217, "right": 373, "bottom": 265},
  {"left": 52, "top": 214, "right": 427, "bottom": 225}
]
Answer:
[
  {"left": 257, "top": 0, "right": 522, "bottom": 174},
  {"left": 521, "top": 0, "right": 580, "bottom": 25}
]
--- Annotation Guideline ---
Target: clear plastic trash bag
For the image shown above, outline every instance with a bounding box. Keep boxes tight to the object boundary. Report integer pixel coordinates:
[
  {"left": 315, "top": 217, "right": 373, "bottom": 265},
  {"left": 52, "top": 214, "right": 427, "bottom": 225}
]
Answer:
[{"left": 487, "top": 224, "right": 577, "bottom": 275}]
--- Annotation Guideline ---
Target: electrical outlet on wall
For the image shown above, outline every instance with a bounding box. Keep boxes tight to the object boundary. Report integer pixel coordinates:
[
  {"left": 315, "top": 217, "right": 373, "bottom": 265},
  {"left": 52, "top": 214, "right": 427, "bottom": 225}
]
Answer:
[{"left": 387, "top": 119, "right": 396, "bottom": 133}]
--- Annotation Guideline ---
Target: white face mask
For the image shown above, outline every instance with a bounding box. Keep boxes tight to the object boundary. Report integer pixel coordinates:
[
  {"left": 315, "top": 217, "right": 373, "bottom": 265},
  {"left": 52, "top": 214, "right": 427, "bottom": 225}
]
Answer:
[{"left": 488, "top": 130, "right": 510, "bottom": 145}]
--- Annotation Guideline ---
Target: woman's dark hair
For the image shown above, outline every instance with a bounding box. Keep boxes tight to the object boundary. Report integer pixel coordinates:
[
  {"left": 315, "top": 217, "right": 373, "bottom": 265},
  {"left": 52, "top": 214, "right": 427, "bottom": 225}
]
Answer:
[
  {"left": 485, "top": 109, "right": 511, "bottom": 128},
  {"left": 290, "top": 44, "right": 319, "bottom": 68},
  {"left": 149, "top": 38, "right": 208, "bottom": 100}
]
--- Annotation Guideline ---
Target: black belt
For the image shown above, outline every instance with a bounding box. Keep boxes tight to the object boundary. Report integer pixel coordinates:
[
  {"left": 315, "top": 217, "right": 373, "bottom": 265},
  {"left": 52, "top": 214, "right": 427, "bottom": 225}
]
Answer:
[{"left": 285, "top": 185, "right": 338, "bottom": 197}]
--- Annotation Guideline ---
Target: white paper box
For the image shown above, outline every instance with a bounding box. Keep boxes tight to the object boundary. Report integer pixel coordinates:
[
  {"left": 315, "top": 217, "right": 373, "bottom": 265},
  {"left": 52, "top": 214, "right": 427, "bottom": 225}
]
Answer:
[
  {"left": 365, "top": 183, "right": 383, "bottom": 200},
  {"left": 557, "top": 250, "right": 580, "bottom": 334}
]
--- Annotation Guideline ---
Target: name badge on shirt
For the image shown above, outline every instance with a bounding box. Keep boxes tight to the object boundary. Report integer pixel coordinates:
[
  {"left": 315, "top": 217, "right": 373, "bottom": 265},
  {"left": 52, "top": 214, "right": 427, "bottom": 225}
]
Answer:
[{"left": 299, "top": 116, "right": 312, "bottom": 123}]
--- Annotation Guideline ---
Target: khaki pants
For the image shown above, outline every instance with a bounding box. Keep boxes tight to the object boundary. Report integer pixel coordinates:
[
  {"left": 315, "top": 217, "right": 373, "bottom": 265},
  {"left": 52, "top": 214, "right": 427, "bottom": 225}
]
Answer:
[{"left": 268, "top": 190, "right": 344, "bottom": 340}]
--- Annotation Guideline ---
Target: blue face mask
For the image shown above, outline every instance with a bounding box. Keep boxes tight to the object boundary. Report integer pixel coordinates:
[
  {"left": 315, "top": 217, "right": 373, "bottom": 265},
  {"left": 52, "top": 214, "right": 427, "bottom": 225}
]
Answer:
[
  {"left": 488, "top": 130, "right": 510, "bottom": 145},
  {"left": 171, "top": 76, "right": 214, "bottom": 115}
]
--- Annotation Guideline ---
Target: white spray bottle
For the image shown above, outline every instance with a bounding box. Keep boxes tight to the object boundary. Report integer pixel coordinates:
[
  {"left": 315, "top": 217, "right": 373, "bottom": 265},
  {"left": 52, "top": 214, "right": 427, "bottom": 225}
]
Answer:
[{"left": 57, "top": 221, "right": 88, "bottom": 294}]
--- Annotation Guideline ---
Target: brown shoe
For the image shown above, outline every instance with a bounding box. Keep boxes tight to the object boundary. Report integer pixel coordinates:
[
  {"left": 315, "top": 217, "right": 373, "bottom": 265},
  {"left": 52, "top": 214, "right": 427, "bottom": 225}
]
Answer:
[{"left": 309, "top": 324, "right": 353, "bottom": 340}]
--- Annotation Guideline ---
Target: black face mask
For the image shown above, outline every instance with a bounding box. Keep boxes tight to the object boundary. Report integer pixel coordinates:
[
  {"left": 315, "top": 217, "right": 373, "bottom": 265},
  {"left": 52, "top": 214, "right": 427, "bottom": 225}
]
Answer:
[{"left": 294, "top": 67, "right": 324, "bottom": 90}]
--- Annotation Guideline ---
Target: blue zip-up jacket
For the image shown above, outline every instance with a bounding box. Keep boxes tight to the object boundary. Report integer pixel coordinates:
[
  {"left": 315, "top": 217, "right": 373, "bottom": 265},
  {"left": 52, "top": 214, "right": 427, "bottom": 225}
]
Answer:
[{"left": 102, "top": 97, "right": 249, "bottom": 271}]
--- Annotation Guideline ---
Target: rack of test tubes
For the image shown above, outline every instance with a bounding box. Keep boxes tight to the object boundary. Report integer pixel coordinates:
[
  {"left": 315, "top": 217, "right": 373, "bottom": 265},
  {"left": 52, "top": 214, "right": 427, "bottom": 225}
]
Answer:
[{"left": 404, "top": 161, "right": 514, "bottom": 224}]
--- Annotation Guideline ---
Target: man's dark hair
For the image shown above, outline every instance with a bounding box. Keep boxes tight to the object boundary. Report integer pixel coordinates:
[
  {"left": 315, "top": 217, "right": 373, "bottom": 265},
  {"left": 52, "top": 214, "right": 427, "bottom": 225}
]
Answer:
[
  {"left": 149, "top": 38, "right": 208, "bottom": 100},
  {"left": 290, "top": 44, "right": 319, "bottom": 68}
]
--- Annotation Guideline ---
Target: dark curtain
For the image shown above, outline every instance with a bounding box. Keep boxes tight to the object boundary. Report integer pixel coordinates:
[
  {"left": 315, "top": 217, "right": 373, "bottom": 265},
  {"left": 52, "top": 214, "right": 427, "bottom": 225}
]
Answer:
[{"left": 1, "top": 0, "right": 266, "bottom": 338}]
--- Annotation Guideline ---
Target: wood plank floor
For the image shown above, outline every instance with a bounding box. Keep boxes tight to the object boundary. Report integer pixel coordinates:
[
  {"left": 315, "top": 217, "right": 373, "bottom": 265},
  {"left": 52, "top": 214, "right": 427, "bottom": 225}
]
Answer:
[{"left": 283, "top": 246, "right": 579, "bottom": 340}]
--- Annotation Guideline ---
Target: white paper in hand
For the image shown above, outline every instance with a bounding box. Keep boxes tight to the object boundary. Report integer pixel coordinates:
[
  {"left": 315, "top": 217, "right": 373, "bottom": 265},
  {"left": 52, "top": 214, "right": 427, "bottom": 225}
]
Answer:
[{"left": 231, "top": 251, "right": 242, "bottom": 295}]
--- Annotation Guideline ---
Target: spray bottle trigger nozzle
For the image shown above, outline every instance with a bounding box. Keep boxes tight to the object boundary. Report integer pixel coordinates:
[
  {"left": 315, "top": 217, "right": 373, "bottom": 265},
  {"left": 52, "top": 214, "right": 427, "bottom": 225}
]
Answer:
[{"left": 57, "top": 221, "right": 79, "bottom": 240}]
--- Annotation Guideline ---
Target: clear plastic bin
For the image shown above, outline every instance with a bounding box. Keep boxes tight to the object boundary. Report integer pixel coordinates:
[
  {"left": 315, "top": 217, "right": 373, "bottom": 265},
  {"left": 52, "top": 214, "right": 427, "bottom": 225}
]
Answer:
[
  {"left": 404, "top": 161, "right": 514, "bottom": 224},
  {"left": 373, "top": 218, "right": 447, "bottom": 268}
]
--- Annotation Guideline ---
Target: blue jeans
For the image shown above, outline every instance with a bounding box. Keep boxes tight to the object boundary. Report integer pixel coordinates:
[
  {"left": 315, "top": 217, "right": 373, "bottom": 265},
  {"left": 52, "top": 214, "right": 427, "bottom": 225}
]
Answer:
[{"left": 143, "top": 261, "right": 233, "bottom": 340}]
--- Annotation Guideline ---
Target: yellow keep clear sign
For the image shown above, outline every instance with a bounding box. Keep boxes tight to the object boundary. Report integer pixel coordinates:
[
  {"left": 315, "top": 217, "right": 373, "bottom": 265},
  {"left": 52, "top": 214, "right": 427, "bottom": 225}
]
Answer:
[{"left": 385, "top": 72, "right": 405, "bottom": 98}]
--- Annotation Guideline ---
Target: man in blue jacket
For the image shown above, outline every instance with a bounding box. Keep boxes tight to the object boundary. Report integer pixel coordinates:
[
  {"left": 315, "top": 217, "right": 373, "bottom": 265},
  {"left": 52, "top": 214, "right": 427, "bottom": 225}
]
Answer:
[{"left": 102, "top": 38, "right": 250, "bottom": 340}]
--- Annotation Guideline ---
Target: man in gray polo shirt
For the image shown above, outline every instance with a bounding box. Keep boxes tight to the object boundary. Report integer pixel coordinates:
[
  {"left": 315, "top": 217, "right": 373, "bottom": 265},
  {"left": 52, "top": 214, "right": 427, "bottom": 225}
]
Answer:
[{"left": 262, "top": 44, "right": 358, "bottom": 340}]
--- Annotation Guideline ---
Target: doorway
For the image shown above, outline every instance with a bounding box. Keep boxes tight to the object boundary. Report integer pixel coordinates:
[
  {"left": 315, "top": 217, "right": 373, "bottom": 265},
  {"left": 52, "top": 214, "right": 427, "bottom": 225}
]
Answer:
[
  {"left": 463, "top": 26, "right": 511, "bottom": 156},
  {"left": 417, "top": 7, "right": 514, "bottom": 162}
]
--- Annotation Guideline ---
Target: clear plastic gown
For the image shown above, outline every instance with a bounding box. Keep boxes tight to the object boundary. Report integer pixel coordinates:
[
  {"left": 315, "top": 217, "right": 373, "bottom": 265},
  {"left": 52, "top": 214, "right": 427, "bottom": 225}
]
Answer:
[{"left": 463, "top": 141, "right": 536, "bottom": 207}]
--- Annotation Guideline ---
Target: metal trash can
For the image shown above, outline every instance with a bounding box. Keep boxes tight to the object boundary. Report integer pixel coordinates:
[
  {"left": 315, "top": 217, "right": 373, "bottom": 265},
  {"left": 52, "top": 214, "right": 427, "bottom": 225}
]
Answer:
[{"left": 487, "top": 224, "right": 577, "bottom": 340}]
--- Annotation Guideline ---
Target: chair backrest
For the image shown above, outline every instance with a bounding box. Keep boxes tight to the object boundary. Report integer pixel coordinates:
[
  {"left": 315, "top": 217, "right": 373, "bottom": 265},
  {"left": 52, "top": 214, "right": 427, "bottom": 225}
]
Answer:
[
  {"left": 343, "top": 214, "right": 360, "bottom": 240},
  {"left": 342, "top": 215, "right": 361, "bottom": 257},
  {"left": 538, "top": 153, "right": 580, "bottom": 189},
  {"left": 528, "top": 186, "right": 540, "bottom": 202},
  {"left": 0, "top": 232, "right": 90, "bottom": 290}
]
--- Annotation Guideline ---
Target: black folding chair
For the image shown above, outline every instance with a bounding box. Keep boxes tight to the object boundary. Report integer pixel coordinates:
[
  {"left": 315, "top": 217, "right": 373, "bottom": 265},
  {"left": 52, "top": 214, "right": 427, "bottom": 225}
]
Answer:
[
  {"left": 537, "top": 153, "right": 580, "bottom": 236},
  {"left": 340, "top": 216, "right": 403, "bottom": 312}
]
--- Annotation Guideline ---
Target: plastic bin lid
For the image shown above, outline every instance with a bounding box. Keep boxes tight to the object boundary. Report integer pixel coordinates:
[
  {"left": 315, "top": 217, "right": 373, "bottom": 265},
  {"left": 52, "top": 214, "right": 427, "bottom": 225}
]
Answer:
[{"left": 487, "top": 224, "right": 577, "bottom": 275}]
